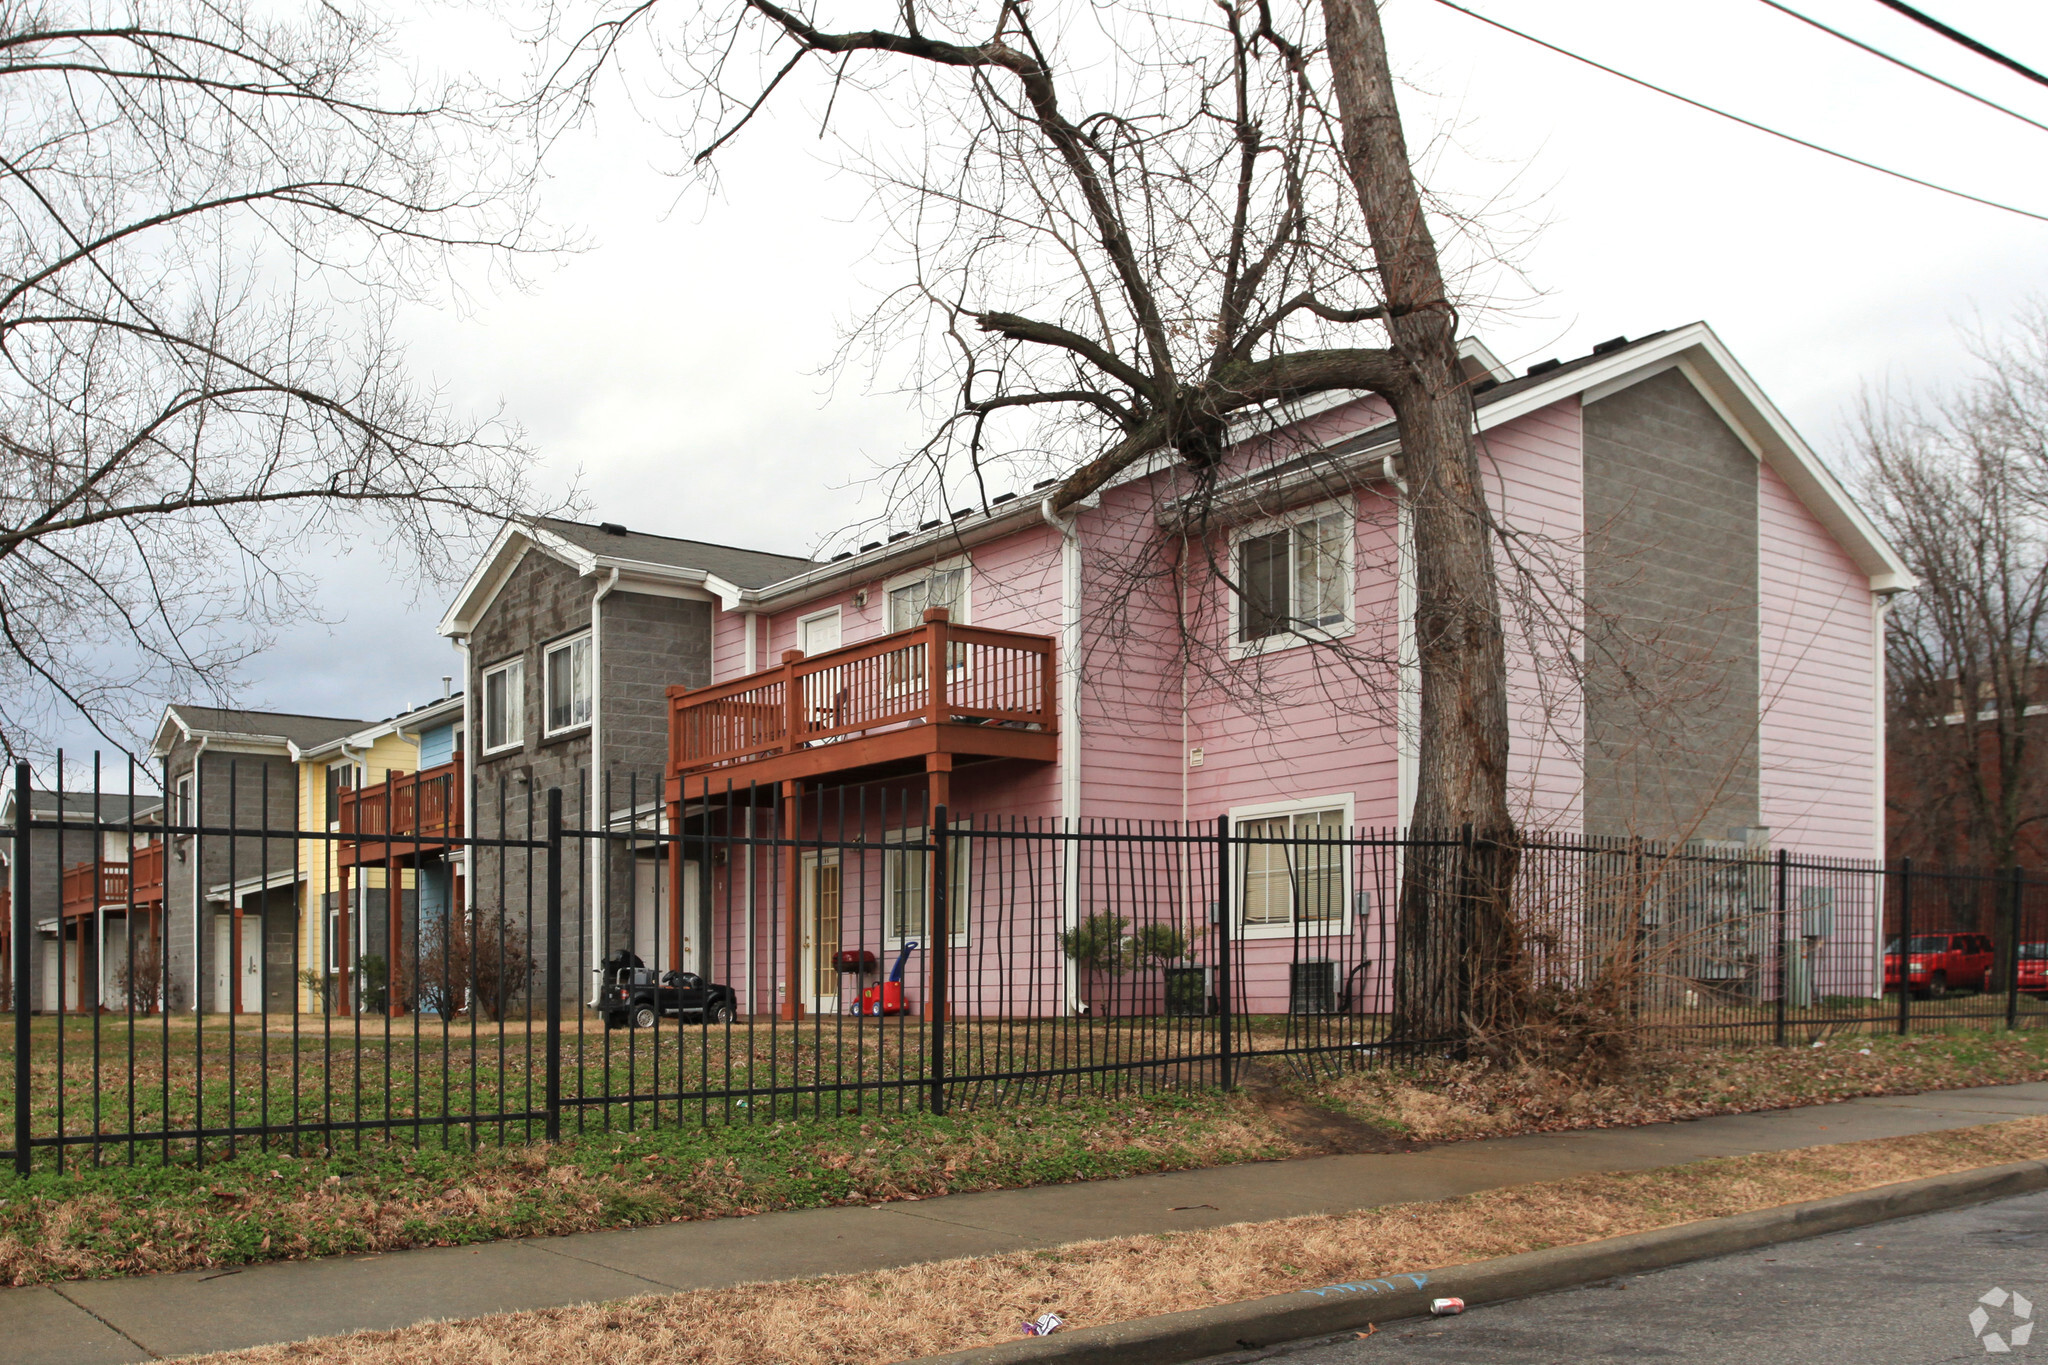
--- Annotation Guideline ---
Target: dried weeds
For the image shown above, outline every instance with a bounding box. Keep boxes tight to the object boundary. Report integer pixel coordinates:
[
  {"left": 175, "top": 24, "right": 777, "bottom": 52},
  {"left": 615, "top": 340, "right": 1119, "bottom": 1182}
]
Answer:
[{"left": 188, "top": 1117, "right": 2048, "bottom": 1365}]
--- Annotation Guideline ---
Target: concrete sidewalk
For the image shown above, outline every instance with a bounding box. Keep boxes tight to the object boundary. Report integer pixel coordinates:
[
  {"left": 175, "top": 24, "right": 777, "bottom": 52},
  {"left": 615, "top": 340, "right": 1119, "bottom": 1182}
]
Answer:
[{"left": 11, "top": 1082, "right": 2048, "bottom": 1364}]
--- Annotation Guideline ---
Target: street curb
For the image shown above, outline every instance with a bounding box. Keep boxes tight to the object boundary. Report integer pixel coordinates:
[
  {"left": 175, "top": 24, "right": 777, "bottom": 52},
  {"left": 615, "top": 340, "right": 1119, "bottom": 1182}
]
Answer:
[{"left": 901, "top": 1157, "right": 2048, "bottom": 1365}]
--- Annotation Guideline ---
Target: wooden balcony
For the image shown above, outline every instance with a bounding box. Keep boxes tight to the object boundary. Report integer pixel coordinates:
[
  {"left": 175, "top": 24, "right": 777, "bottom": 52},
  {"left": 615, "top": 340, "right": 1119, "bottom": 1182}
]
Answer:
[
  {"left": 337, "top": 757, "right": 464, "bottom": 866},
  {"left": 59, "top": 840, "right": 166, "bottom": 919},
  {"left": 669, "top": 609, "right": 1056, "bottom": 798}
]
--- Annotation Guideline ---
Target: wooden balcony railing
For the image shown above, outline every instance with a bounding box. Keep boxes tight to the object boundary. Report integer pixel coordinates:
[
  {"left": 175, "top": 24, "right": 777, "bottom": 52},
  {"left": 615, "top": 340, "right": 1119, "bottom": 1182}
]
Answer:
[
  {"left": 338, "top": 757, "right": 464, "bottom": 847},
  {"left": 59, "top": 840, "right": 166, "bottom": 918},
  {"left": 670, "top": 610, "right": 1056, "bottom": 780}
]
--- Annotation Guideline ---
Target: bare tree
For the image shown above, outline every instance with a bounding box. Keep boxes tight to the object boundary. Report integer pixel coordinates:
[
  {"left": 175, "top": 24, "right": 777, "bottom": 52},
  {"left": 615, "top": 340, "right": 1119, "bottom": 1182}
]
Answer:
[
  {"left": 1865, "top": 309, "right": 2048, "bottom": 873},
  {"left": 537, "top": 0, "right": 1523, "bottom": 1039},
  {"left": 0, "top": 0, "right": 563, "bottom": 757}
]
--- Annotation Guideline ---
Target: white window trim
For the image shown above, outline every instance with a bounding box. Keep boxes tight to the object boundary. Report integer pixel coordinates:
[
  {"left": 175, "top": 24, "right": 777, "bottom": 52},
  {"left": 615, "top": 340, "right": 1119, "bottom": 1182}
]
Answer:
[
  {"left": 324, "top": 758, "right": 362, "bottom": 831},
  {"left": 542, "top": 631, "right": 594, "bottom": 739},
  {"left": 795, "top": 606, "right": 844, "bottom": 656},
  {"left": 1228, "top": 792, "right": 1356, "bottom": 941},
  {"left": 480, "top": 656, "right": 525, "bottom": 756},
  {"left": 883, "top": 557, "right": 973, "bottom": 631},
  {"left": 1227, "top": 495, "right": 1356, "bottom": 660},
  {"left": 882, "top": 821, "right": 971, "bottom": 949}
]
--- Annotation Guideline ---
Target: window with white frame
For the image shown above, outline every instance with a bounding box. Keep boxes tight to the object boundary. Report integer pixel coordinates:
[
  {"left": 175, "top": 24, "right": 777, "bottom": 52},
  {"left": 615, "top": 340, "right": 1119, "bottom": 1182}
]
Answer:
[
  {"left": 324, "top": 760, "right": 359, "bottom": 830},
  {"left": 544, "top": 633, "right": 593, "bottom": 735},
  {"left": 798, "top": 608, "right": 842, "bottom": 656},
  {"left": 174, "top": 774, "right": 192, "bottom": 830},
  {"left": 481, "top": 657, "right": 525, "bottom": 753},
  {"left": 1234, "top": 801, "right": 1351, "bottom": 934},
  {"left": 887, "top": 564, "right": 967, "bottom": 632},
  {"left": 884, "top": 823, "right": 970, "bottom": 945},
  {"left": 1233, "top": 502, "right": 1352, "bottom": 649}
]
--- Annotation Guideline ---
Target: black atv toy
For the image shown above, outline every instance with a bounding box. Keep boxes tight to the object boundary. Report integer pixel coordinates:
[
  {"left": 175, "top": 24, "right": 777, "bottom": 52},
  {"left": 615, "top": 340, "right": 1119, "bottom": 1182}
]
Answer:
[{"left": 596, "top": 949, "right": 738, "bottom": 1029}]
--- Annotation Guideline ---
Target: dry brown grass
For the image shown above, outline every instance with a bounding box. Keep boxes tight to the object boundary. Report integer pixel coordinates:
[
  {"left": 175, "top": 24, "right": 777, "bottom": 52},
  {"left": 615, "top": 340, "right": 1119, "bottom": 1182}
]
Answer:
[
  {"left": 186, "top": 1116, "right": 2048, "bottom": 1365},
  {"left": 1313, "top": 1030, "right": 2048, "bottom": 1141}
]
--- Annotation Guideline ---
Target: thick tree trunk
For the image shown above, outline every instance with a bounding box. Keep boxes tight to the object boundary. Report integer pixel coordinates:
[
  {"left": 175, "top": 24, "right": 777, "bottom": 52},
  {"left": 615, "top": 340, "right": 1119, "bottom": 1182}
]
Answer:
[{"left": 1320, "top": 0, "right": 1525, "bottom": 1042}]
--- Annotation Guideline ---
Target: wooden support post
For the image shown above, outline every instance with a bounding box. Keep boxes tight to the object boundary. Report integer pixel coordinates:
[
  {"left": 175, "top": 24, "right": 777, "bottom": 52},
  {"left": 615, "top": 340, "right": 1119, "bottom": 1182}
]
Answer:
[
  {"left": 781, "top": 777, "right": 803, "bottom": 1021},
  {"left": 924, "top": 606, "right": 950, "bottom": 728},
  {"left": 387, "top": 853, "right": 403, "bottom": 1018},
  {"left": 668, "top": 805, "right": 686, "bottom": 975},
  {"left": 924, "top": 751, "right": 952, "bottom": 1023}
]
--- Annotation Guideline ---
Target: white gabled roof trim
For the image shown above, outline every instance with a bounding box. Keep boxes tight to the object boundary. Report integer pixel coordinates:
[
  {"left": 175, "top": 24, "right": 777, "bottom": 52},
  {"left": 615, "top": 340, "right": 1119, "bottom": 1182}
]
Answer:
[
  {"left": 438, "top": 524, "right": 718, "bottom": 637},
  {"left": 1475, "top": 322, "right": 1911, "bottom": 592}
]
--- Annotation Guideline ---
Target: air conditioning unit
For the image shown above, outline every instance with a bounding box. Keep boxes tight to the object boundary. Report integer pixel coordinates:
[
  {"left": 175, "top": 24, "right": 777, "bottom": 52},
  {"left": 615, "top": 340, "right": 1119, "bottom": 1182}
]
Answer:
[{"left": 1290, "top": 959, "right": 1338, "bottom": 1015}]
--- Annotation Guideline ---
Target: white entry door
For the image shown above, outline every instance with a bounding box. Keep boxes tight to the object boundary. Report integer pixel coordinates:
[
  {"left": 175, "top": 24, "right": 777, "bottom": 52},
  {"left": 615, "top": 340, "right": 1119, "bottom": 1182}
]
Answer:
[
  {"left": 212, "top": 911, "right": 262, "bottom": 1013},
  {"left": 799, "top": 609, "right": 842, "bottom": 655},
  {"left": 802, "top": 851, "right": 842, "bottom": 1013}
]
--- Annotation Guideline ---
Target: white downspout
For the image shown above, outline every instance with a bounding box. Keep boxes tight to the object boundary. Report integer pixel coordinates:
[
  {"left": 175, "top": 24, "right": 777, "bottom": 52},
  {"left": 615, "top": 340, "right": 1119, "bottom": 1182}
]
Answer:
[
  {"left": 454, "top": 634, "right": 474, "bottom": 922},
  {"left": 1042, "top": 497, "right": 1083, "bottom": 1013},
  {"left": 1872, "top": 589, "right": 1898, "bottom": 998},
  {"left": 587, "top": 566, "right": 620, "bottom": 1004},
  {"left": 1384, "top": 455, "right": 1418, "bottom": 827},
  {"left": 188, "top": 734, "right": 209, "bottom": 1014}
]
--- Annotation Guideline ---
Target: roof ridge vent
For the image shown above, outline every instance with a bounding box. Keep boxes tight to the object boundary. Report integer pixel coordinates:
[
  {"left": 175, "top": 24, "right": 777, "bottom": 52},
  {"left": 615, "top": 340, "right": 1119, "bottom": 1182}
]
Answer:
[
  {"left": 1526, "top": 358, "right": 1563, "bottom": 377},
  {"left": 598, "top": 521, "right": 628, "bottom": 536},
  {"left": 1591, "top": 335, "right": 1630, "bottom": 356}
]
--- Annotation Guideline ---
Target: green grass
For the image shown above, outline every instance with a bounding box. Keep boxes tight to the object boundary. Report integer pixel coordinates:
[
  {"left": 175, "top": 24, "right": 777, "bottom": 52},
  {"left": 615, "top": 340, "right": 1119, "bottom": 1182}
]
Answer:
[
  {"left": 11, "top": 1016, "right": 2048, "bottom": 1288},
  {"left": 0, "top": 1090, "right": 1282, "bottom": 1285}
]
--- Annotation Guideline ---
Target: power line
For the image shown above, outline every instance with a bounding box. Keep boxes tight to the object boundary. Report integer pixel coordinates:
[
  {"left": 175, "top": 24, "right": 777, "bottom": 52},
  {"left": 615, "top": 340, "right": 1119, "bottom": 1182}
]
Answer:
[
  {"left": 1755, "top": 0, "right": 2048, "bottom": 135},
  {"left": 1869, "top": 0, "right": 2048, "bottom": 92},
  {"left": 1426, "top": 0, "right": 2048, "bottom": 225}
]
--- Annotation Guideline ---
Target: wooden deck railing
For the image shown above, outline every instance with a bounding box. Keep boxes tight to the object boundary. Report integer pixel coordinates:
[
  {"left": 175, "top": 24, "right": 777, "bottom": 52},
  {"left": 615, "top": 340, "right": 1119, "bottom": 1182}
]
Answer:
[
  {"left": 58, "top": 840, "right": 166, "bottom": 917},
  {"left": 339, "top": 757, "right": 464, "bottom": 844},
  {"left": 670, "top": 610, "right": 1055, "bottom": 778}
]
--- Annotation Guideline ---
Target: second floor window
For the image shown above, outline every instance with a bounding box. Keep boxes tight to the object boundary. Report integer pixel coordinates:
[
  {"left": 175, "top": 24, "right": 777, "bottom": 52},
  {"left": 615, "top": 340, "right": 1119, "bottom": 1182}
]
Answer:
[
  {"left": 482, "top": 658, "right": 524, "bottom": 753},
  {"left": 324, "top": 761, "right": 358, "bottom": 829},
  {"left": 545, "top": 633, "right": 593, "bottom": 735},
  {"left": 888, "top": 566, "right": 966, "bottom": 632},
  {"left": 1236, "top": 504, "right": 1351, "bottom": 647}
]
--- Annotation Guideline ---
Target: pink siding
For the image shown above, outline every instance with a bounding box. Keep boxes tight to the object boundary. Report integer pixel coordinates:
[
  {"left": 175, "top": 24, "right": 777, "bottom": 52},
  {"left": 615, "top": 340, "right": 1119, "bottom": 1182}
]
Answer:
[
  {"left": 1758, "top": 460, "right": 1880, "bottom": 859},
  {"left": 677, "top": 385, "right": 1885, "bottom": 1016},
  {"left": 1484, "top": 401, "right": 1586, "bottom": 830}
]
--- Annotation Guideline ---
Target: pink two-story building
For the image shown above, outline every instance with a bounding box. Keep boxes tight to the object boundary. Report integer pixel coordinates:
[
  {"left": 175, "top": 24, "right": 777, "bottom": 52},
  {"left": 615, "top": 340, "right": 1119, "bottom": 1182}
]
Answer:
[{"left": 445, "top": 322, "right": 1908, "bottom": 1020}]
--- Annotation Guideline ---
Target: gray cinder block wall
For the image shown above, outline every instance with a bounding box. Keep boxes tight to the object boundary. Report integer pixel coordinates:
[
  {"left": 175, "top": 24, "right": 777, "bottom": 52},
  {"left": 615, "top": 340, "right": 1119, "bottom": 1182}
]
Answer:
[{"left": 1582, "top": 367, "right": 1761, "bottom": 844}]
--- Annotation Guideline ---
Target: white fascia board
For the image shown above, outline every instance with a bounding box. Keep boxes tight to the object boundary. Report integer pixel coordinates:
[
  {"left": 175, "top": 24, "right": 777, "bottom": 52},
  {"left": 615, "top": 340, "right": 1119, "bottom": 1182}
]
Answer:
[
  {"left": 438, "top": 523, "right": 533, "bottom": 637},
  {"left": 577, "top": 553, "right": 720, "bottom": 602},
  {"left": 147, "top": 706, "right": 193, "bottom": 759},
  {"left": 1473, "top": 322, "right": 1913, "bottom": 592},
  {"left": 178, "top": 734, "right": 294, "bottom": 757},
  {"left": 391, "top": 696, "right": 463, "bottom": 735},
  {"left": 741, "top": 501, "right": 1047, "bottom": 612},
  {"left": 292, "top": 717, "right": 408, "bottom": 765},
  {"left": 1460, "top": 336, "right": 1516, "bottom": 384}
]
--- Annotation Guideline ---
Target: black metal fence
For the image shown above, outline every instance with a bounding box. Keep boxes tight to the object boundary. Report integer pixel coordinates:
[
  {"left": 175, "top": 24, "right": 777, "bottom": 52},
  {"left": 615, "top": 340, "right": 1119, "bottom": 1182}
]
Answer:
[{"left": 6, "top": 758, "right": 2047, "bottom": 1175}]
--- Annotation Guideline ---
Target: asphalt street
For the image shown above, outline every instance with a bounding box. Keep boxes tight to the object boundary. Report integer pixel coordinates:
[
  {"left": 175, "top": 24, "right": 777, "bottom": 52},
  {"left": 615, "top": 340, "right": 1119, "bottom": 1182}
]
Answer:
[{"left": 1227, "top": 1189, "right": 2048, "bottom": 1365}]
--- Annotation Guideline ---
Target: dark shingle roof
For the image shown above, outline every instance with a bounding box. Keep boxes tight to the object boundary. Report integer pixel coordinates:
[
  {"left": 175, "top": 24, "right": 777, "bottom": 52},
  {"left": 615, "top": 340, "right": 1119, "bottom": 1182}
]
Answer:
[
  {"left": 166, "top": 705, "right": 370, "bottom": 752},
  {"left": 539, "top": 519, "right": 819, "bottom": 590},
  {"left": 1224, "top": 331, "right": 1677, "bottom": 493},
  {"left": 28, "top": 790, "right": 162, "bottom": 820}
]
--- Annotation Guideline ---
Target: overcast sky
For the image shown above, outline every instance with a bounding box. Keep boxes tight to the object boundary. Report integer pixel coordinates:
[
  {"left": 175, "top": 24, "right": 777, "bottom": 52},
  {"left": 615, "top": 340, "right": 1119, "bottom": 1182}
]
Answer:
[{"left": 179, "top": 0, "right": 2048, "bottom": 745}]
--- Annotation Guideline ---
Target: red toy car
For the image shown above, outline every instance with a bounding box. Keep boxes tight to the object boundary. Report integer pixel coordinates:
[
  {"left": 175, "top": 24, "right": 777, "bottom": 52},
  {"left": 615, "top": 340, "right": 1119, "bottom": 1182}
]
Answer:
[{"left": 1884, "top": 932, "right": 1996, "bottom": 998}]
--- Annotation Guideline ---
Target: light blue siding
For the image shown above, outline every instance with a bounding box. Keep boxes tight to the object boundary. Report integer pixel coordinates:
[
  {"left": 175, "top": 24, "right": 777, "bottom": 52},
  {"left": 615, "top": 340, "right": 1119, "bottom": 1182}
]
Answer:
[{"left": 417, "top": 721, "right": 457, "bottom": 769}]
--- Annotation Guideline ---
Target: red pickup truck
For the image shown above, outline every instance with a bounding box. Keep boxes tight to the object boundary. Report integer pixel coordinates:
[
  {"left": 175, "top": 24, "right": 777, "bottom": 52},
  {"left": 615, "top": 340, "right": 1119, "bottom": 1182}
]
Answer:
[
  {"left": 2019, "top": 944, "right": 2048, "bottom": 997},
  {"left": 1884, "top": 932, "right": 1996, "bottom": 998}
]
